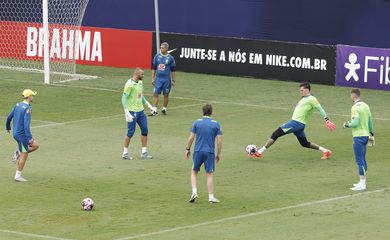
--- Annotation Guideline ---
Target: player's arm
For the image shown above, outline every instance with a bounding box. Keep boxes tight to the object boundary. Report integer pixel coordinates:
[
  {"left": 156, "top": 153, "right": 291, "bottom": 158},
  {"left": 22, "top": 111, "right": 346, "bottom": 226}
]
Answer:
[
  {"left": 5, "top": 106, "right": 15, "bottom": 132},
  {"left": 152, "top": 55, "right": 157, "bottom": 85},
  {"left": 216, "top": 135, "right": 222, "bottom": 163},
  {"left": 185, "top": 132, "right": 195, "bottom": 159},
  {"left": 314, "top": 101, "right": 336, "bottom": 131},
  {"left": 122, "top": 84, "right": 134, "bottom": 122},
  {"left": 344, "top": 108, "right": 360, "bottom": 128},
  {"left": 170, "top": 57, "right": 176, "bottom": 86},
  {"left": 142, "top": 96, "right": 156, "bottom": 113},
  {"left": 24, "top": 109, "right": 33, "bottom": 141}
]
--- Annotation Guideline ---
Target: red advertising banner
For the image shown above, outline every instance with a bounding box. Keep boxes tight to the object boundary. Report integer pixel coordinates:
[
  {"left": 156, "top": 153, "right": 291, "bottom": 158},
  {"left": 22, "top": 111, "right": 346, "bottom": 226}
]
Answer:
[{"left": 0, "top": 21, "right": 153, "bottom": 69}]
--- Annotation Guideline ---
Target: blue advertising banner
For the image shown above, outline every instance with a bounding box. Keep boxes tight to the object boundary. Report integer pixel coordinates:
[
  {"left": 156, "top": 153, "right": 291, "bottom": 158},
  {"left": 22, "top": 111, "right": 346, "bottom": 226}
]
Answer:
[{"left": 336, "top": 45, "right": 390, "bottom": 91}]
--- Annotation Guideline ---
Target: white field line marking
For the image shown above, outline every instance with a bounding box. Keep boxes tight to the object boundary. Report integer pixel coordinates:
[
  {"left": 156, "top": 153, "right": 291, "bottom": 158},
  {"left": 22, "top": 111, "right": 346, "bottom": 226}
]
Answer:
[
  {"left": 30, "top": 103, "right": 202, "bottom": 129},
  {"left": 0, "top": 228, "right": 73, "bottom": 240},
  {"left": 1, "top": 78, "right": 389, "bottom": 121},
  {"left": 114, "top": 187, "right": 390, "bottom": 240}
]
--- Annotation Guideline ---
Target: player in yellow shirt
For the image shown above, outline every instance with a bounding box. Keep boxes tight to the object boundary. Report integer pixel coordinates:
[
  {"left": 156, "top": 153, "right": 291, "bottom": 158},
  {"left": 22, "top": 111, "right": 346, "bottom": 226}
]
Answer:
[
  {"left": 122, "top": 68, "right": 156, "bottom": 160},
  {"left": 249, "top": 82, "right": 336, "bottom": 159},
  {"left": 343, "top": 88, "right": 374, "bottom": 191}
]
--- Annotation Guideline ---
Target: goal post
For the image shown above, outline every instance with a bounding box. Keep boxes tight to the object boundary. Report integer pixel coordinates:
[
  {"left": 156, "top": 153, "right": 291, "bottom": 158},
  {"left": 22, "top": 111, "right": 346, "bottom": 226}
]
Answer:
[{"left": 0, "top": 0, "right": 96, "bottom": 83}]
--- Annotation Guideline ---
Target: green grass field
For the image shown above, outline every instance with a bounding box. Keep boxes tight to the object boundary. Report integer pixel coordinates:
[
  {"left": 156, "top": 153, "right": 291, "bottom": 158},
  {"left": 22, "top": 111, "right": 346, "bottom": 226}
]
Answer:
[{"left": 0, "top": 65, "right": 390, "bottom": 240}]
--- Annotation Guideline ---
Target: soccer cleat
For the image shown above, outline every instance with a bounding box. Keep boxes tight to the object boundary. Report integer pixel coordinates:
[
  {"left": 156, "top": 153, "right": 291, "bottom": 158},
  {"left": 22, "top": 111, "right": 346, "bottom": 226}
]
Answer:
[
  {"left": 14, "top": 176, "right": 28, "bottom": 182},
  {"left": 162, "top": 109, "right": 167, "bottom": 115},
  {"left": 141, "top": 152, "right": 153, "bottom": 160},
  {"left": 321, "top": 150, "right": 332, "bottom": 160},
  {"left": 208, "top": 197, "right": 220, "bottom": 203},
  {"left": 352, "top": 182, "right": 360, "bottom": 187},
  {"left": 122, "top": 153, "right": 133, "bottom": 160},
  {"left": 350, "top": 184, "right": 366, "bottom": 191},
  {"left": 11, "top": 150, "right": 20, "bottom": 164},
  {"left": 248, "top": 150, "right": 263, "bottom": 158},
  {"left": 188, "top": 193, "right": 198, "bottom": 203}
]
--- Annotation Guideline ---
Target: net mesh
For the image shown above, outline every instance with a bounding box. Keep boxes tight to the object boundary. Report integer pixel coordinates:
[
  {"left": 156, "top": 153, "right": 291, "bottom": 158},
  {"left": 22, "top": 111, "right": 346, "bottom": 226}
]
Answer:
[{"left": 0, "top": 0, "right": 95, "bottom": 83}]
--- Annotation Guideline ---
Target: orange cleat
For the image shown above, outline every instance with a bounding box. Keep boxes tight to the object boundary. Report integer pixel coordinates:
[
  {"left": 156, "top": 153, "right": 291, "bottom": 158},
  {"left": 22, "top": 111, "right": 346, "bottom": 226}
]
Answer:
[
  {"left": 321, "top": 150, "right": 332, "bottom": 160},
  {"left": 248, "top": 152, "right": 263, "bottom": 158}
]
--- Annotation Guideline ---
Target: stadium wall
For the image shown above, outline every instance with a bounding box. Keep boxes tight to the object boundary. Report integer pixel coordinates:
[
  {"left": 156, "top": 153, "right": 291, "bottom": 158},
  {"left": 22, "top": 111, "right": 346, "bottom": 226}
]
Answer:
[
  {"left": 153, "top": 33, "right": 336, "bottom": 85},
  {"left": 82, "top": 0, "right": 390, "bottom": 49}
]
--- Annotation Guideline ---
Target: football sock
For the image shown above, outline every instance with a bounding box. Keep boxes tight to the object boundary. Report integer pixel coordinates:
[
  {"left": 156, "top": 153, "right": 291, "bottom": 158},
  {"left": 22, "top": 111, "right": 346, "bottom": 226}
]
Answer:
[
  {"left": 192, "top": 188, "right": 197, "bottom": 195},
  {"left": 123, "top": 148, "right": 128, "bottom": 154},
  {"left": 208, "top": 193, "right": 214, "bottom": 199},
  {"left": 15, "top": 170, "right": 22, "bottom": 178},
  {"left": 319, "top": 146, "right": 326, "bottom": 152},
  {"left": 162, "top": 107, "right": 167, "bottom": 111},
  {"left": 360, "top": 179, "right": 366, "bottom": 185},
  {"left": 258, "top": 146, "right": 266, "bottom": 154},
  {"left": 141, "top": 147, "right": 147, "bottom": 154}
]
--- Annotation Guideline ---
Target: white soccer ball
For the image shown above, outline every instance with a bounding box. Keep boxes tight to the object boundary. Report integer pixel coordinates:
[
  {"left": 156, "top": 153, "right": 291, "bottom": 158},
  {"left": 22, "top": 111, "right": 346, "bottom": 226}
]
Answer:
[
  {"left": 81, "top": 197, "right": 94, "bottom": 211},
  {"left": 246, "top": 144, "right": 257, "bottom": 155}
]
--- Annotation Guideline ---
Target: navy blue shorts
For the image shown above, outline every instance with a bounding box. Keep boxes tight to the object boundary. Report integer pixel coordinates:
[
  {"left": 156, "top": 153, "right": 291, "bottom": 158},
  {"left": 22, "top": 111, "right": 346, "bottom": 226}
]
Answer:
[
  {"left": 280, "top": 120, "right": 306, "bottom": 138},
  {"left": 192, "top": 151, "right": 215, "bottom": 173},
  {"left": 14, "top": 135, "right": 29, "bottom": 153},
  {"left": 127, "top": 110, "right": 148, "bottom": 138},
  {"left": 154, "top": 79, "right": 171, "bottom": 95}
]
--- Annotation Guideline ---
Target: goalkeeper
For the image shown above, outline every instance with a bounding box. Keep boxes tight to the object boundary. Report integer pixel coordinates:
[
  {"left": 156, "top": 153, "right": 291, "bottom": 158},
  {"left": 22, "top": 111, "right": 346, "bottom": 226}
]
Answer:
[
  {"left": 343, "top": 88, "right": 374, "bottom": 191},
  {"left": 250, "top": 82, "right": 336, "bottom": 160},
  {"left": 121, "top": 68, "right": 155, "bottom": 160}
]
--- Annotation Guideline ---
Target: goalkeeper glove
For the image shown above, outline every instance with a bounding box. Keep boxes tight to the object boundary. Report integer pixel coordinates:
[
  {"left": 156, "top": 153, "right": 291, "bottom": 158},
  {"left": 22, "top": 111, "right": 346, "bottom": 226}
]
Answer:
[
  {"left": 343, "top": 121, "right": 350, "bottom": 128},
  {"left": 325, "top": 117, "right": 336, "bottom": 132},
  {"left": 368, "top": 132, "right": 375, "bottom": 146},
  {"left": 124, "top": 109, "right": 134, "bottom": 122}
]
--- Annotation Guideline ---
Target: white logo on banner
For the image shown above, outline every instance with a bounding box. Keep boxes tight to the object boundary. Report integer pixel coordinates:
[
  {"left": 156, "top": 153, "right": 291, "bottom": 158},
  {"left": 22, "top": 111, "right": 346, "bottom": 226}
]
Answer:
[{"left": 344, "top": 53, "right": 360, "bottom": 81}]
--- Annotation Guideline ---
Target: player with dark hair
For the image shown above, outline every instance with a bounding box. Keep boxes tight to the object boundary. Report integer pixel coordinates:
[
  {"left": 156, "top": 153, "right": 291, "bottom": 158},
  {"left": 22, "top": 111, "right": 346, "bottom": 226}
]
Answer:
[
  {"left": 150, "top": 42, "right": 176, "bottom": 115},
  {"left": 185, "top": 104, "right": 222, "bottom": 203},
  {"left": 249, "top": 82, "right": 336, "bottom": 159}
]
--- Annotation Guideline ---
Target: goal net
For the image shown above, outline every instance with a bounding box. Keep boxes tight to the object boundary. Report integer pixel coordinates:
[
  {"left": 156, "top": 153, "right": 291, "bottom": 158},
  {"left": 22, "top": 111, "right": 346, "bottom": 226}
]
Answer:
[{"left": 0, "top": 0, "right": 97, "bottom": 83}]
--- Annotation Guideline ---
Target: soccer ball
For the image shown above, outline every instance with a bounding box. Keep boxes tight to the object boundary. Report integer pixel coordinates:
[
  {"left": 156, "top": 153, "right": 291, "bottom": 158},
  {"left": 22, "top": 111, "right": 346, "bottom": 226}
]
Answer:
[
  {"left": 246, "top": 144, "right": 257, "bottom": 155},
  {"left": 81, "top": 197, "right": 94, "bottom": 211}
]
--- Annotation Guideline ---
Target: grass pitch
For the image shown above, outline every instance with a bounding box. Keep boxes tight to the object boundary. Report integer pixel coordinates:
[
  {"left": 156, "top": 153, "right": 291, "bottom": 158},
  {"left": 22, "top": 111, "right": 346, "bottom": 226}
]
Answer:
[{"left": 0, "top": 65, "right": 390, "bottom": 240}]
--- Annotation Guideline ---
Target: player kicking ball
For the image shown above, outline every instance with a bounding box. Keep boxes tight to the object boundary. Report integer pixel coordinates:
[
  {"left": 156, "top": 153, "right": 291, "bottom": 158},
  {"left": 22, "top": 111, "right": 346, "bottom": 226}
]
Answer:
[{"left": 248, "top": 82, "right": 336, "bottom": 159}]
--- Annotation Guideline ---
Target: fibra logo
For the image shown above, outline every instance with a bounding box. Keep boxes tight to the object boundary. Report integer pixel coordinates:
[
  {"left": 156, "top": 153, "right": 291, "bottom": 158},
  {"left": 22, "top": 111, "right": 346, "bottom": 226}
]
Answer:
[{"left": 344, "top": 53, "right": 361, "bottom": 81}]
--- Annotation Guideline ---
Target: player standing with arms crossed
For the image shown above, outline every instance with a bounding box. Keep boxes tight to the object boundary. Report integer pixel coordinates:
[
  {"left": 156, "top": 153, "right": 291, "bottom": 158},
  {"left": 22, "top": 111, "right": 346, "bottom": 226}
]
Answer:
[
  {"left": 343, "top": 88, "right": 374, "bottom": 191},
  {"left": 6, "top": 89, "right": 40, "bottom": 182},
  {"left": 249, "top": 82, "right": 336, "bottom": 159},
  {"left": 151, "top": 42, "right": 176, "bottom": 116}
]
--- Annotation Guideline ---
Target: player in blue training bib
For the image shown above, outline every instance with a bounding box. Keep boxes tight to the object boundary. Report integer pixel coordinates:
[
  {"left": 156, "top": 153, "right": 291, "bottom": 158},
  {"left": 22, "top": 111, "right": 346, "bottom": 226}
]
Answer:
[
  {"left": 151, "top": 42, "right": 176, "bottom": 116},
  {"left": 185, "top": 104, "right": 222, "bottom": 203}
]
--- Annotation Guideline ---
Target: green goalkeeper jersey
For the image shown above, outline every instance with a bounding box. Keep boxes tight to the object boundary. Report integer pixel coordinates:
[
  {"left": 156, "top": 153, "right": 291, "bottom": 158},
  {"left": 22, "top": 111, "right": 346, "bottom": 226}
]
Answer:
[
  {"left": 350, "top": 101, "right": 373, "bottom": 137},
  {"left": 292, "top": 95, "right": 326, "bottom": 124},
  {"left": 123, "top": 79, "right": 145, "bottom": 112}
]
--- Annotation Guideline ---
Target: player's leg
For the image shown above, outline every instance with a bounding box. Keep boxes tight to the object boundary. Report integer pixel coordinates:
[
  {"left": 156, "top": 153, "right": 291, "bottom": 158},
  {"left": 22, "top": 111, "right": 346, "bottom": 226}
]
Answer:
[
  {"left": 139, "top": 111, "right": 152, "bottom": 159},
  {"left": 151, "top": 80, "right": 163, "bottom": 116},
  {"left": 189, "top": 151, "right": 202, "bottom": 202},
  {"left": 204, "top": 152, "right": 219, "bottom": 203},
  {"left": 162, "top": 80, "right": 172, "bottom": 115},
  {"left": 255, "top": 121, "right": 293, "bottom": 157},
  {"left": 14, "top": 139, "right": 29, "bottom": 182},
  {"left": 123, "top": 112, "right": 136, "bottom": 160},
  {"left": 294, "top": 127, "right": 332, "bottom": 159},
  {"left": 350, "top": 137, "right": 368, "bottom": 191},
  {"left": 28, "top": 139, "right": 39, "bottom": 153}
]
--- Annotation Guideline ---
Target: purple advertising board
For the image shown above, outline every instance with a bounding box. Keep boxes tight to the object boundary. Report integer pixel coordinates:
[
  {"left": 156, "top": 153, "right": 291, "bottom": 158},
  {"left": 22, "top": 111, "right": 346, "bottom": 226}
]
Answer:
[{"left": 336, "top": 45, "right": 390, "bottom": 91}]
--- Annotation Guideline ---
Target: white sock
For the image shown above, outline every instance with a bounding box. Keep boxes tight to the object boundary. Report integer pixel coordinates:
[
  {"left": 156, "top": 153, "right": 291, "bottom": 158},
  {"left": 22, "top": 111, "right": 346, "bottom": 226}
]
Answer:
[
  {"left": 162, "top": 107, "right": 167, "bottom": 111},
  {"left": 360, "top": 179, "right": 366, "bottom": 185},
  {"left": 258, "top": 146, "right": 267, "bottom": 154},
  {"left": 319, "top": 146, "right": 327, "bottom": 152},
  {"left": 141, "top": 147, "right": 147, "bottom": 154},
  {"left": 192, "top": 188, "right": 197, "bottom": 195},
  {"left": 123, "top": 148, "right": 128, "bottom": 154},
  {"left": 15, "top": 170, "right": 22, "bottom": 178},
  {"left": 208, "top": 193, "right": 214, "bottom": 199}
]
